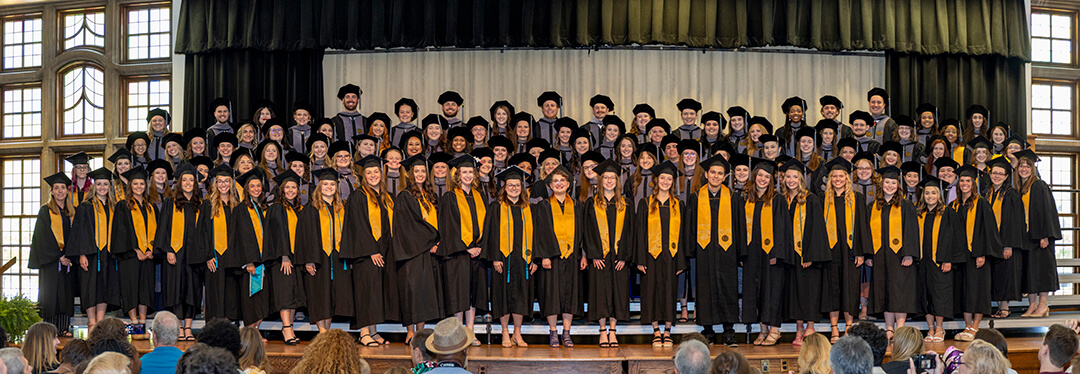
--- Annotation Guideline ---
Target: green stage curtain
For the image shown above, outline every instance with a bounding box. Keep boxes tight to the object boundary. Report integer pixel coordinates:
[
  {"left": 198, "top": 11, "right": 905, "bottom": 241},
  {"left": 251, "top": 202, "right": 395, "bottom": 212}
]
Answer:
[{"left": 886, "top": 51, "right": 1028, "bottom": 136}]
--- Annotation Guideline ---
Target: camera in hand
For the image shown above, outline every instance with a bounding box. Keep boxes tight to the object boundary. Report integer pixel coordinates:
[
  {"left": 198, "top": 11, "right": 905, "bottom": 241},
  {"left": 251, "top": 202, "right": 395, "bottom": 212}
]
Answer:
[{"left": 911, "top": 353, "right": 937, "bottom": 371}]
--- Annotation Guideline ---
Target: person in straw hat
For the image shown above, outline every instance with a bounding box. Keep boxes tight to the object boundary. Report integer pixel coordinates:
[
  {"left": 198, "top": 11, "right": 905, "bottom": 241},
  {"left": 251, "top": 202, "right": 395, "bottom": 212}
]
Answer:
[{"left": 424, "top": 318, "right": 475, "bottom": 373}]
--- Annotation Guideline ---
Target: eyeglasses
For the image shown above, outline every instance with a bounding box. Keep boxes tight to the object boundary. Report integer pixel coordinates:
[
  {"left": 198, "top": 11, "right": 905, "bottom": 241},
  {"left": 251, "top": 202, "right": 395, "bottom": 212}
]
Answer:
[{"left": 990, "top": 171, "right": 1009, "bottom": 177}]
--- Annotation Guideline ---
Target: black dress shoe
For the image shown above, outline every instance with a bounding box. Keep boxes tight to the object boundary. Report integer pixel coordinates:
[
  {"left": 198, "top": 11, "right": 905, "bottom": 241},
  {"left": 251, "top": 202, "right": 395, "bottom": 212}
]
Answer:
[{"left": 724, "top": 334, "right": 739, "bottom": 348}]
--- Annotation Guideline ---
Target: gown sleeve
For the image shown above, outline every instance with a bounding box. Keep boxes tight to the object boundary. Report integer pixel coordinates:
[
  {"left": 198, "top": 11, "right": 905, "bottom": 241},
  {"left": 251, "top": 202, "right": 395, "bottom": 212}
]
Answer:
[
  {"left": 674, "top": 200, "right": 688, "bottom": 272},
  {"left": 769, "top": 196, "right": 796, "bottom": 265},
  {"left": 152, "top": 198, "right": 173, "bottom": 259},
  {"left": 224, "top": 204, "right": 259, "bottom": 268},
  {"left": 188, "top": 201, "right": 215, "bottom": 265},
  {"left": 681, "top": 193, "right": 699, "bottom": 259},
  {"left": 581, "top": 198, "right": 603, "bottom": 260},
  {"left": 971, "top": 199, "right": 1003, "bottom": 259},
  {"left": 342, "top": 192, "right": 379, "bottom": 259},
  {"left": 293, "top": 202, "right": 324, "bottom": 267},
  {"left": 482, "top": 201, "right": 505, "bottom": 263},
  {"left": 263, "top": 204, "right": 290, "bottom": 261},
  {"left": 997, "top": 190, "right": 1027, "bottom": 249},
  {"left": 28, "top": 206, "right": 61, "bottom": 269},
  {"left": 800, "top": 195, "right": 832, "bottom": 263},
  {"left": 852, "top": 192, "right": 874, "bottom": 257},
  {"left": 109, "top": 201, "right": 137, "bottom": 261},
  {"left": 393, "top": 192, "right": 441, "bottom": 261},
  {"left": 68, "top": 203, "right": 96, "bottom": 257},
  {"left": 614, "top": 196, "right": 636, "bottom": 263},
  {"left": 632, "top": 199, "right": 649, "bottom": 268},
  {"left": 942, "top": 209, "right": 967, "bottom": 264},
  {"left": 899, "top": 201, "right": 922, "bottom": 259},
  {"left": 732, "top": 192, "right": 749, "bottom": 259},
  {"left": 1028, "top": 180, "right": 1063, "bottom": 241},
  {"left": 435, "top": 192, "right": 469, "bottom": 257},
  {"left": 531, "top": 199, "right": 560, "bottom": 260}
]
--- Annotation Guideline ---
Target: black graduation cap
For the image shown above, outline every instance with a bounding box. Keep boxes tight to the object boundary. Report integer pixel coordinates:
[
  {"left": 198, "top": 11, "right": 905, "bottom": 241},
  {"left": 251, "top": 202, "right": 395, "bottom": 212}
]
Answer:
[
  {"left": 967, "top": 136, "right": 991, "bottom": 150},
  {"left": 147, "top": 159, "right": 173, "bottom": 180},
  {"left": 933, "top": 157, "right": 960, "bottom": 171},
  {"left": 824, "top": 157, "right": 853, "bottom": 173},
  {"left": 526, "top": 137, "right": 550, "bottom": 151},
  {"left": 676, "top": 98, "right": 702, "bottom": 112},
  {"left": 337, "top": 84, "right": 362, "bottom": 100},
  {"left": 989, "top": 121, "right": 1010, "bottom": 135},
  {"left": 554, "top": 117, "right": 578, "bottom": 133},
  {"left": 314, "top": 117, "right": 334, "bottom": 130},
  {"left": 495, "top": 165, "right": 530, "bottom": 182},
  {"left": 511, "top": 112, "right": 534, "bottom": 128},
  {"left": 748, "top": 116, "right": 773, "bottom": 134},
  {"left": 775, "top": 155, "right": 793, "bottom": 164},
  {"left": 593, "top": 159, "right": 622, "bottom": 176},
  {"left": 273, "top": 169, "right": 302, "bottom": 186},
  {"left": 490, "top": 100, "right": 516, "bottom": 122},
  {"left": 901, "top": 161, "right": 922, "bottom": 176},
  {"left": 380, "top": 146, "right": 403, "bottom": 160},
  {"left": 710, "top": 140, "right": 735, "bottom": 156},
  {"left": 189, "top": 156, "right": 214, "bottom": 172},
  {"left": 536, "top": 91, "right": 562, "bottom": 108},
  {"left": 108, "top": 148, "right": 133, "bottom": 163},
  {"left": 986, "top": 156, "right": 1013, "bottom": 174},
  {"left": 395, "top": 98, "right": 419, "bottom": 118},
  {"left": 726, "top": 106, "right": 750, "bottom": 121},
  {"left": 677, "top": 139, "right": 701, "bottom": 155},
  {"left": 795, "top": 126, "right": 816, "bottom": 142},
  {"left": 487, "top": 135, "right": 512, "bottom": 152},
  {"left": 397, "top": 131, "right": 423, "bottom": 149},
  {"left": 849, "top": 110, "right": 874, "bottom": 126},
  {"left": 174, "top": 163, "right": 198, "bottom": 179},
  {"left": 87, "top": 167, "right": 114, "bottom": 181},
  {"left": 965, "top": 104, "right": 989, "bottom": 119},
  {"left": 866, "top": 87, "right": 889, "bottom": 102},
  {"left": 122, "top": 166, "right": 149, "bottom": 181},
  {"left": 700, "top": 154, "right": 731, "bottom": 173},
  {"left": 367, "top": 112, "right": 392, "bottom": 128},
  {"left": 580, "top": 150, "right": 605, "bottom": 165},
  {"left": 780, "top": 158, "right": 806, "bottom": 174},
  {"left": 355, "top": 154, "right": 383, "bottom": 169},
  {"left": 65, "top": 152, "right": 90, "bottom": 166},
  {"left": 894, "top": 114, "right": 916, "bottom": 129},
  {"left": 253, "top": 99, "right": 276, "bottom": 113},
  {"left": 448, "top": 126, "right": 471, "bottom": 142},
  {"left": 852, "top": 151, "right": 876, "bottom": 167},
  {"left": 401, "top": 154, "right": 429, "bottom": 171},
  {"left": 466, "top": 116, "right": 489, "bottom": 131},
  {"left": 422, "top": 114, "right": 447, "bottom": 131},
  {"left": 329, "top": 140, "right": 351, "bottom": 156},
  {"left": 260, "top": 118, "right": 285, "bottom": 136},
  {"left": 637, "top": 143, "right": 662, "bottom": 160},
  {"left": 727, "top": 153, "right": 750, "bottom": 169},
  {"left": 126, "top": 132, "right": 150, "bottom": 150},
  {"left": 837, "top": 137, "right": 858, "bottom": 152},
  {"left": 781, "top": 96, "right": 807, "bottom": 114},
  {"left": 915, "top": 103, "right": 937, "bottom": 117},
  {"left": 646, "top": 118, "right": 671, "bottom": 134},
  {"left": 955, "top": 165, "right": 981, "bottom": 179},
  {"left": 311, "top": 167, "right": 340, "bottom": 182},
  {"left": 161, "top": 132, "right": 184, "bottom": 148},
  {"left": 230, "top": 148, "right": 254, "bottom": 168},
  {"left": 1005, "top": 134, "right": 1028, "bottom": 149},
  {"left": 815, "top": 119, "right": 838, "bottom": 134},
  {"left": 536, "top": 148, "right": 561, "bottom": 165},
  {"left": 877, "top": 141, "right": 902, "bottom": 157},
  {"left": 213, "top": 132, "right": 238, "bottom": 149},
  {"left": 651, "top": 160, "right": 680, "bottom": 177},
  {"left": 925, "top": 135, "right": 950, "bottom": 151},
  {"left": 819, "top": 95, "right": 843, "bottom": 109},
  {"left": 549, "top": 165, "right": 573, "bottom": 179},
  {"left": 633, "top": 103, "right": 656, "bottom": 117},
  {"left": 601, "top": 115, "right": 625, "bottom": 133},
  {"left": 507, "top": 152, "right": 536, "bottom": 170},
  {"left": 438, "top": 91, "right": 464, "bottom": 105},
  {"left": 701, "top": 111, "right": 726, "bottom": 130},
  {"left": 569, "top": 128, "right": 593, "bottom": 146},
  {"left": 429, "top": 152, "right": 453, "bottom": 166},
  {"left": 448, "top": 154, "right": 479, "bottom": 169},
  {"left": 44, "top": 172, "right": 72, "bottom": 187},
  {"left": 876, "top": 166, "right": 902, "bottom": 181},
  {"left": 758, "top": 134, "right": 779, "bottom": 145},
  {"left": 209, "top": 97, "right": 232, "bottom": 115},
  {"left": 231, "top": 119, "right": 256, "bottom": 133},
  {"left": 236, "top": 169, "right": 265, "bottom": 189},
  {"left": 255, "top": 139, "right": 284, "bottom": 160},
  {"left": 1013, "top": 149, "right": 1040, "bottom": 164},
  {"left": 470, "top": 147, "right": 494, "bottom": 160},
  {"left": 750, "top": 157, "right": 777, "bottom": 174},
  {"left": 937, "top": 118, "right": 962, "bottom": 133},
  {"left": 284, "top": 151, "right": 310, "bottom": 166},
  {"left": 918, "top": 175, "right": 942, "bottom": 189},
  {"left": 660, "top": 134, "right": 681, "bottom": 149},
  {"left": 292, "top": 101, "right": 315, "bottom": 117},
  {"left": 590, "top": 95, "right": 615, "bottom": 111},
  {"left": 352, "top": 134, "right": 378, "bottom": 145},
  {"left": 147, "top": 108, "right": 171, "bottom": 124}
]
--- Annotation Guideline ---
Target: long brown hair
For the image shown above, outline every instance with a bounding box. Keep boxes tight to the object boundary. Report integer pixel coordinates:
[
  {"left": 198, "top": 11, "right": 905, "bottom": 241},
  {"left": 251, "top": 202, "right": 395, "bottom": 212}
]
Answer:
[
  {"left": 497, "top": 178, "right": 531, "bottom": 207},
  {"left": 874, "top": 178, "right": 904, "bottom": 207},
  {"left": 124, "top": 179, "right": 152, "bottom": 210},
  {"left": 630, "top": 151, "right": 658, "bottom": 197},
  {"left": 593, "top": 172, "right": 628, "bottom": 212},
  {"left": 209, "top": 175, "right": 240, "bottom": 214},
  {"left": 273, "top": 180, "right": 303, "bottom": 210},
  {"left": 1014, "top": 158, "right": 1039, "bottom": 194},
  {"left": 289, "top": 329, "right": 370, "bottom": 374},
  {"left": 46, "top": 186, "right": 75, "bottom": 217},
  {"left": 311, "top": 179, "right": 344, "bottom": 212},
  {"left": 746, "top": 169, "right": 775, "bottom": 205},
  {"left": 648, "top": 173, "right": 680, "bottom": 215},
  {"left": 360, "top": 165, "right": 394, "bottom": 210},
  {"left": 171, "top": 173, "right": 203, "bottom": 214},
  {"left": 405, "top": 164, "right": 437, "bottom": 211},
  {"left": 22, "top": 322, "right": 59, "bottom": 373},
  {"left": 238, "top": 327, "right": 267, "bottom": 371},
  {"left": 242, "top": 178, "right": 268, "bottom": 211}
]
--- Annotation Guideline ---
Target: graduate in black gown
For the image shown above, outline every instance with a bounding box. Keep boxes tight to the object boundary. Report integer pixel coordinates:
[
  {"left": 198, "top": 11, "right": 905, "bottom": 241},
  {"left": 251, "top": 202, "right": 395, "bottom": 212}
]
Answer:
[
  {"left": 915, "top": 176, "right": 963, "bottom": 343},
  {"left": 866, "top": 166, "right": 921, "bottom": 339},
  {"left": 110, "top": 167, "right": 158, "bottom": 328},
  {"left": 484, "top": 166, "right": 538, "bottom": 348},
  {"left": 69, "top": 167, "right": 120, "bottom": 328},
  {"left": 225, "top": 169, "right": 272, "bottom": 327},
  {"left": 264, "top": 170, "right": 306, "bottom": 345},
  {"left": 683, "top": 155, "right": 746, "bottom": 347},
  {"left": 818, "top": 158, "right": 872, "bottom": 343},
  {"left": 152, "top": 164, "right": 204, "bottom": 341},
  {"left": 633, "top": 160, "right": 687, "bottom": 348},
  {"left": 533, "top": 165, "right": 585, "bottom": 348},
  {"left": 439, "top": 153, "right": 496, "bottom": 341},
  {"left": 393, "top": 154, "right": 443, "bottom": 344},
  {"left": 582, "top": 160, "right": 635, "bottom": 348},
  {"left": 296, "top": 168, "right": 354, "bottom": 332},
  {"left": 742, "top": 159, "right": 794, "bottom": 347},
  {"left": 191, "top": 164, "right": 242, "bottom": 322},
  {"left": 950, "top": 165, "right": 1002, "bottom": 342},
  {"left": 778, "top": 159, "right": 831, "bottom": 346},
  {"left": 1013, "top": 150, "right": 1062, "bottom": 319},
  {"left": 65, "top": 152, "right": 92, "bottom": 209},
  {"left": 30, "top": 173, "right": 75, "bottom": 335},
  {"left": 342, "top": 155, "right": 393, "bottom": 346},
  {"left": 985, "top": 157, "right": 1026, "bottom": 319}
]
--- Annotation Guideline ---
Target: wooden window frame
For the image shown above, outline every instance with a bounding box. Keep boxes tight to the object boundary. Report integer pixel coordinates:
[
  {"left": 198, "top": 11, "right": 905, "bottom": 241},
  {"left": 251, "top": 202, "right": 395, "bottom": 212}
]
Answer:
[
  {"left": 1031, "top": 78, "right": 1079, "bottom": 140},
  {"left": 1032, "top": 7, "right": 1079, "bottom": 68},
  {"left": 120, "top": 73, "right": 170, "bottom": 135},
  {"left": 1, "top": 13, "right": 44, "bottom": 72},
  {"left": 1, "top": 82, "right": 43, "bottom": 140},
  {"left": 57, "top": 6, "right": 105, "bottom": 54},
  {"left": 121, "top": 2, "right": 171, "bottom": 63},
  {"left": 0, "top": 155, "right": 43, "bottom": 300}
]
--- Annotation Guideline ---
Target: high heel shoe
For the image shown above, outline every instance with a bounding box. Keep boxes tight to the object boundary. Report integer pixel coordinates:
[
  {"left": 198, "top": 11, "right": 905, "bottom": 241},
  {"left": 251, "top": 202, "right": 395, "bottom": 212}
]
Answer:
[
  {"left": 598, "top": 328, "right": 610, "bottom": 348},
  {"left": 282, "top": 325, "right": 299, "bottom": 346},
  {"left": 561, "top": 330, "right": 574, "bottom": 348},
  {"left": 549, "top": 331, "right": 560, "bottom": 348},
  {"left": 608, "top": 329, "right": 619, "bottom": 348}
]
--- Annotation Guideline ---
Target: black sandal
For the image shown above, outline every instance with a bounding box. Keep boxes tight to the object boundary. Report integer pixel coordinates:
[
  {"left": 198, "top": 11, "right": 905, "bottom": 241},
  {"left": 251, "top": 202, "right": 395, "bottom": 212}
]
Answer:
[
  {"left": 652, "top": 327, "right": 663, "bottom": 347},
  {"left": 184, "top": 327, "right": 196, "bottom": 341},
  {"left": 371, "top": 333, "right": 390, "bottom": 345},
  {"left": 358, "top": 334, "right": 380, "bottom": 347},
  {"left": 282, "top": 325, "right": 299, "bottom": 346},
  {"left": 609, "top": 328, "right": 619, "bottom": 348},
  {"left": 599, "top": 327, "right": 610, "bottom": 348}
]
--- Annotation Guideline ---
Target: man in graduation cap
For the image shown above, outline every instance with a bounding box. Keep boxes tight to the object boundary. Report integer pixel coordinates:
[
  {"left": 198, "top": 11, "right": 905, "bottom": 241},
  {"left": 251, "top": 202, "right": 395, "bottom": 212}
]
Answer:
[
  {"left": 66, "top": 152, "right": 93, "bottom": 207},
  {"left": 535, "top": 91, "right": 562, "bottom": 144},
  {"left": 819, "top": 95, "right": 855, "bottom": 139},
  {"left": 866, "top": 88, "right": 898, "bottom": 144},
  {"left": 439, "top": 91, "right": 465, "bottom": 128},
  {"left": 675, "top": 99, "right": 703, "bottom": 140},
  {"left": 849, "top": 110, "right": 880, "bottom": 154},
  {"left": 332, "top": 84, "right": 367, "bottom": 146},
  {"left": 585, "top": 95, "right": 614, "bottom": 144},
  {"left": 934, "top": 157, "right": 961, "bottom": 205},
  {"left": 205, "top": 98, "right": 235, "bottom": 159},
  {"left": 777, "top": 96, "right": 809, "bottom": 156}
]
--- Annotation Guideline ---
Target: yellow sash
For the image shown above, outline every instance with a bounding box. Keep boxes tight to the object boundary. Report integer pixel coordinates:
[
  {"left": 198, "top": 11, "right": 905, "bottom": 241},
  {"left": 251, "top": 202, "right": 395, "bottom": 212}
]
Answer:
[
  {"left": 595, "top": 197, "right": 625, "bottom": 257},
  {"left": 952, "top": 145, "right": 966, "bottom": 165},
  {"left": 825, "top": 191, "right": 855, "bottom": 248},
  {"left": 1022, "top": 188, "right": 1031, "bottom": 227},
  {"left": 248, "top": 205, "right": 263, "bottom": 254},
  {"left": 114, "top": 183, "right": 126, "bottom": 201},
  {"left": 953, "top": 199, "right": 979, "bottom": 252},
  {"left": 130, "top": 201, "right": 157, "bottom": 254},
  {"left": 918, "top": 210, "right": 943, "bottom": 265},
  {"left": 50, "top": 209, "right": 65, "bottom": 251},
  {"left": 499, "top": 203, "right": 533, "bottom": 263},
  {"left": 367, "top": 188, "right": 394, "bottom": 241},
  {"left": 213, "top": 205, "right": 228, "bottom": 255},
  {"left": 287, "top": 206, "right": 299, "bottom": 254},
  {"left": 420, "top": 195, "right": 438, "bottom": 230},
  {"left": 648, "top": 196, "right": 681, "bottom": 258},
  {"left": 550, "top": 196, "right": 576, "bottom": 259},
  {"left": 697, "top": 185, "right": 732, "bottom": 251},
  {"left": 93, "top": 198, "right": 112, "bottom": 252},
  {"left": 991, "top": 189, "right": 1004, "bottom": 230},
  {"left": 319, "top": 203, "right": 344, "bottom": 256},
  {"left": 170, "top": 204, "right": 190, "bottom": 253},
  {"left": 870, "top": 201, "right": 903, "bottom": 254},
  {"left": 745, "top": 200, "right": 774, "bottom": 254},
  {"left": 456, "top": 188, "right": 486, "bottom": 247},
  {"left": 790, "top": 198, "right": 806, "bottom": 258}
]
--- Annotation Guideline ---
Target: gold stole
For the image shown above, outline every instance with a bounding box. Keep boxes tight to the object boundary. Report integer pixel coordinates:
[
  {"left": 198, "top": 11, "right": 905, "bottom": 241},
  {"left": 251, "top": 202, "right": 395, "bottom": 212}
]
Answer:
[
  {"left": 286, "top": 206, "right": 300, "bottom": 254},
  {"left": 825, "top": 191, "right": 855, "bottom": 248},
  {"left": 170, "top": 204, "right": 193, "bottom": 253},
  {"left": 319, "top": 204, "right": 345, "bottom": 256},
  {"left": 248, "top": 205, "right": 263, "bottom": 254},
  {"left": 595, "top": 197, "right": 625, "bottom": 257},
  {"left": 420, "top": 196, "right": 439, "bottom": 230},
  {"left": 367, "top": 190, "right": 394, "bottom": 241},
  {"left": 953, "top": 199, "right": 979, "bottom": 252},
  {"left": 1022, "top": 189, "right": 1031, "bottom": 227},
  {"left": 213, "top": 205, "right": 228, "bottom": 255},
  {"left": 918, "top": 211, "right": 943, "bottom": 265},
  {"left": 49, "top": 209, "right": 65, "bottom": 251},
  {"left": 697, "top": 185, "right": 732, "bottom": 251},
  {"left": 648, "top": 196, "right": 680, "bottom": 258},
  {"left": 870, "top": 201, "right": 903, "bottom": 254},
  {"left": 550, "top": 196, "right": 576, "bottom": 259},
  {"left": 745, "top": 200, "right": 774, "bottom": 253},
  {"left": 93, "top": 198, "right": 113, "bottom": 252},
  {"left": 455, "top": 188, "right": 486, "bottom": 246},
  {"left": 499, "top": 203, "right": 533, "bottom": 263},
  {"left": 114, "top": 183, "right": 126, "bottom": 201},
  {"left": 130, "top": 201, "right": 157, "bottom": 254},
  {"left": 991, "top": 189, "right": 1004, "bottom": 230},
  {"left": 952, "top": 145, "right": 966, "bottom": 165},
  {"left": 790, "top": 199, "right": 806, "bottom": 259}
]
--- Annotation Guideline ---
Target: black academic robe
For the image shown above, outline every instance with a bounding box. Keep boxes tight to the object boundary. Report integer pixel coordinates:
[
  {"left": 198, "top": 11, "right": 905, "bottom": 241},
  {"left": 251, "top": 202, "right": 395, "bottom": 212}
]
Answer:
[
  {"left": 437, "top": 188, "right": 488, "bottom": 316},
  {"left": 898, "top": 140, "right": 925, "bottom": 163},
  {"left": 294, "top": 201, "right": 354, "bottom": 321},
  {"left": 633, "top": 197, "right": 688, "bottom": 324},
  {"left": 683, "top": 187, "right": 747, "bottom": 326},
  {"left": 819, "top": 191, "right": 872, "bottom": 316},
  {"left": 533, "top": 196, "right": 585, "bottom": 317},
  {"left": 68, "top": 199, "right": 120, "bottom": 310},
  {"left": 224, "top": 202, "right": 271, "bottom": 325},
  {"left": 868, "top": 199, "right": 921, "bottom": 315},
  {"left": 263, "top": 203, "right": 305, "bottom": 312},
  {"left": 152, "top": 198, "right": 204, "bottom": 319},
  {"left": 110, "top": 200, "right": 157, "bottom": 313},
  {"left": 988, "top": 186, "right": 1026, "bottom": 302},
  {"left": 342, "top": 190, "right": 391, "bottom": 327},
  {"left": 918, "top": 208, "right": 964, "bottom": 318},
  {"left": 785, "top": 194, "right": 832, "bottom": 321},
  {"left": 583, "top": 195, "right": 635, "bottom": 322},
  {"left": 951, "top": 197, "right": 1002, "bottom": 316},
  {"left": 392, "top": 191, "right": 443, "bottom": 325},
  {"left": 483, "top": 201, "right": 538, "bottom": 318},
  {"left": 191, "top": 201, "right": 242, "bottom": 321},
  {"left": 742, "top": 195, "right": 795, "bottom": 327},
  {"left": 29, "top": 206, "right": 74, "bottom": 318},
  {"left": 1021, "top": 179, "right": 1063, "bottom": 293}
]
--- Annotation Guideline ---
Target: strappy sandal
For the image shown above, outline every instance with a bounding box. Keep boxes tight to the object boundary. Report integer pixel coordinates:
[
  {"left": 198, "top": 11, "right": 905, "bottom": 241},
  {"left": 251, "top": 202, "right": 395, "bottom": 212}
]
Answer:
[
  {"left": 471, "top": 338, "right": 481, "bottom": 346},
  {"left": 924, "top": 329, "right": 935, "bottom": 343},
  {"left": 561, "top": 330, "right": 574, "bottom": 347},
  {"left": 513, "top": 335, "right": 528, "bottom": 347},
  {"left": 792, "top": 334, "right": 803, "bottom": 346},
  {"left": 549, "top": 331, "right": 560, "bottom": 348},
  {"left": 761, "top": 330, "right": 781, "bottom": 346},
  {"left": 370, "top": 333, "right": 389, "bottom": 345},
  {"left": 991, "top": 309, "right": 1010, "bottom": 319},
  {"left": 652, "top": 327, "right": 663, "bottom": 347},
  {"left": 954, "top": 327, "right": 977, "bottom": 342},
  {"left": 282, "top": 325, "right": 299, "bottom": 346},
  {"left": 609, "top": 328, "right": 619, "bottom": 348},
  {"left": 662, "top": 333, "right": 673, "bottom": 347},
  {"left": 598, "top": 328, "right": 610, "bottom": 348},
  {"left": 933, "top": 330, "right": 945, "bottom": 343},
  {"left": 358, "top": 334, "right": 380, "bottom": 347},
  {"left": 753, "top": 331, "right": 767, "bottom": 346},
  {"left": 502, "top": 333, "right": 513, "bottom": 348},
  {"left": 830, "top": 324, "right": 840, "bottom": 344},
  {"left": 885, "top": 328, "right": 895, "bottom": 341}
]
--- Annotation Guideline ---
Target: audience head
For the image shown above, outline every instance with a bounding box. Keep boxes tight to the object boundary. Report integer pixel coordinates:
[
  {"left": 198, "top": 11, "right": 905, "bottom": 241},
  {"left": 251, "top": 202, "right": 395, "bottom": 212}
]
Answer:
[
  {"left": 238, "top": 327, "right": 267, "bottom": 371},
  {"left": 0, "top": 325, "right": 7, "bottom": 349},
  {"left": 176, "top": 343, "right": 239, "bottom": 374},
  {"left": 89, "top": 338, "right": 138, "bottom": 374},
  {"left": 710, "top": 351, "right": 756, "bottom": 374},
  {"left": 410, "top": 328, "right": 435, "bottom": 364},
  {"left": 674, "top": 340, "right": 711, "bottom": 374},
  {"left": 149, "top": 311, "right": 180, "bottom": 347},
  {"left": 21, "top": 322, "right": 59, "bottom": 373},
  {"left": 845, "top": 322, "right": 887, "bottom": 366},
  {"left": 198, "top": 319, "right": 242, "bottom": 360},
  {"left": 425, "top": 318, "right": 475, "bottom": 367},
  {"left": 973, "top": 328, "right": 1008, "bottom": 359},
  {"left": 963, "top": 339, "right": 1011, "bottom": 374},
  {"left": 59, "top": 339, "right": 92, "bottom": 368},
  {"left": 87, "top": 317, "right": 128, "bottom": 347},
  {"left": 829, "top": 336, "right": 872, "bottom": 374},
  {"left": 796, "top": 333, "right": 831, "bottom": 374},
  {"left": 681, "top": 332, "right": 709, "bottom": 346},
  {"left": 890, "top": 326, "right": 924, "bottom": 363},
  {"left": 290, "top": 329, "right": 370, "bottom": 374},
  {"left": 0, "top": 348, "right": 27, "bottom": 374},
  {"left": 83, "top": 352, "right": 131, "bottom": 374},
  {"left": 1042, "top": 324, "right": 1079, "bottom": 370}
]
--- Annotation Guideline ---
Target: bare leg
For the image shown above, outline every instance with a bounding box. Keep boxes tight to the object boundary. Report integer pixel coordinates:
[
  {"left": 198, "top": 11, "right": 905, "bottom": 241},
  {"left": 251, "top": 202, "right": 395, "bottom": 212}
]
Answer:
[
  {"left": 925, "top": 315, "right": 935, "bottom": 337},
  {"left": 884, "top": 312, "right": 896, "bottom": 339},
  {"left": 405, "top": 324, "right": 415, "bottom": 344},
  {"left": 963, "top": 312, "right": 973, "bottom": 329},
  {"left": 512, "top": 314, "right": 526, "bottom": 347},
  {"left": 127, "top": 309, "right": 138, "bottom": 323},
  {"left": 1025, "top": 294, "right": 1039, "bottom": 315},
  {"left": 138, "top": 305, "right": 148, "bottom": 324},
  {"left": 608, "top": 319, "right": 618, "bottom": 346},
  {"left": 95, "top": 304, "right": 106, "bottom": 325},
  {"left": 844, "top": 312, "right": 854, "bottom": 333},
  {"left": 280, "top": 310, "right": 295, "bottom": 342},
  {"left": 971, "top": 314, "right": 983, "bottom": 330},
  {"left": 895, "top": 313, "right": 906, "bottom": 328},
  {"left": 561, "top": 313, "right": 573, "bottom": 335},
  {"left": 805, "top": 321, "right": 816, "bottom": 336},
  {"left": 466, "top": 307, "right": 476, "bottom": 330},
  {"left": 547, "top": 315, "right": 558, "bottom": 331},
  {"left": 500, "top": 315, "right": 511, "bottom": 347}
]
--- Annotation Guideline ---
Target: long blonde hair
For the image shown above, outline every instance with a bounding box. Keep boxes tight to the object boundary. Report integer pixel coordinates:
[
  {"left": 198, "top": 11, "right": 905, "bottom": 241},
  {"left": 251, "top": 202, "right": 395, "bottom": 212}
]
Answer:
[
  {"left": 916, "top": 185, "right": 945, "bottom": 216},
  {"left": 84, "top": 352, "right": 131, "bottom": 374},
  {"left": 796, "top": 333, "right": 831, "bottom": 374},
  {"left": 779, "top": 170, "right": 808, "bottom": 205},
  {"left": 209, "top": 175, "right": 240, "bottom": 215},
  {"left": 238, "top": 327, "right": 267, "bottom": 371},
  {"left": 891, "top": 326, "right": 924, "bottom": 362},
  {"left": 962, "top": 340, "right": 1010, "bottom": 374},
  {"left": 311, "top": 180, "right": 344, "bottom": 212},
  {"left": 289, "top": 329, "right": 370, "bottom": 374},
  {"left": 593, "top": 172, "right": 627, "bottom": 213},
  {"left": 47, "top": 189, "right": 75, "bottom": 217},
  {"left": 22, "top": 322, "right": 59, "bottom": 373}
]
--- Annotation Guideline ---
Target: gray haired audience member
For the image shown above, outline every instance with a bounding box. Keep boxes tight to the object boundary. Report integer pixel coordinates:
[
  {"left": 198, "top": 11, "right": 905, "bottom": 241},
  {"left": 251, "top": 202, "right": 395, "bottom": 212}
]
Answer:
[
  {"left": 829, "top": 336, "right": 873, "bottom": 374},
  {"left": 674, "top": 340, "right": 711, "bottom": 374},
  {"left": 0, "top": 348, "right": 28, "bottom": 374},
  {"left": 140, "top": 311, "right": 184, "bottom": 374}
]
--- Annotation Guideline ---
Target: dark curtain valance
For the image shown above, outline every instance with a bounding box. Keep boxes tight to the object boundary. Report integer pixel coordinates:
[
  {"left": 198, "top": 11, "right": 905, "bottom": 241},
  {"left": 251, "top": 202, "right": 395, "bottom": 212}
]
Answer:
[{"left": 176, "top": 0, "right": 1031, "bottom": 59}]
